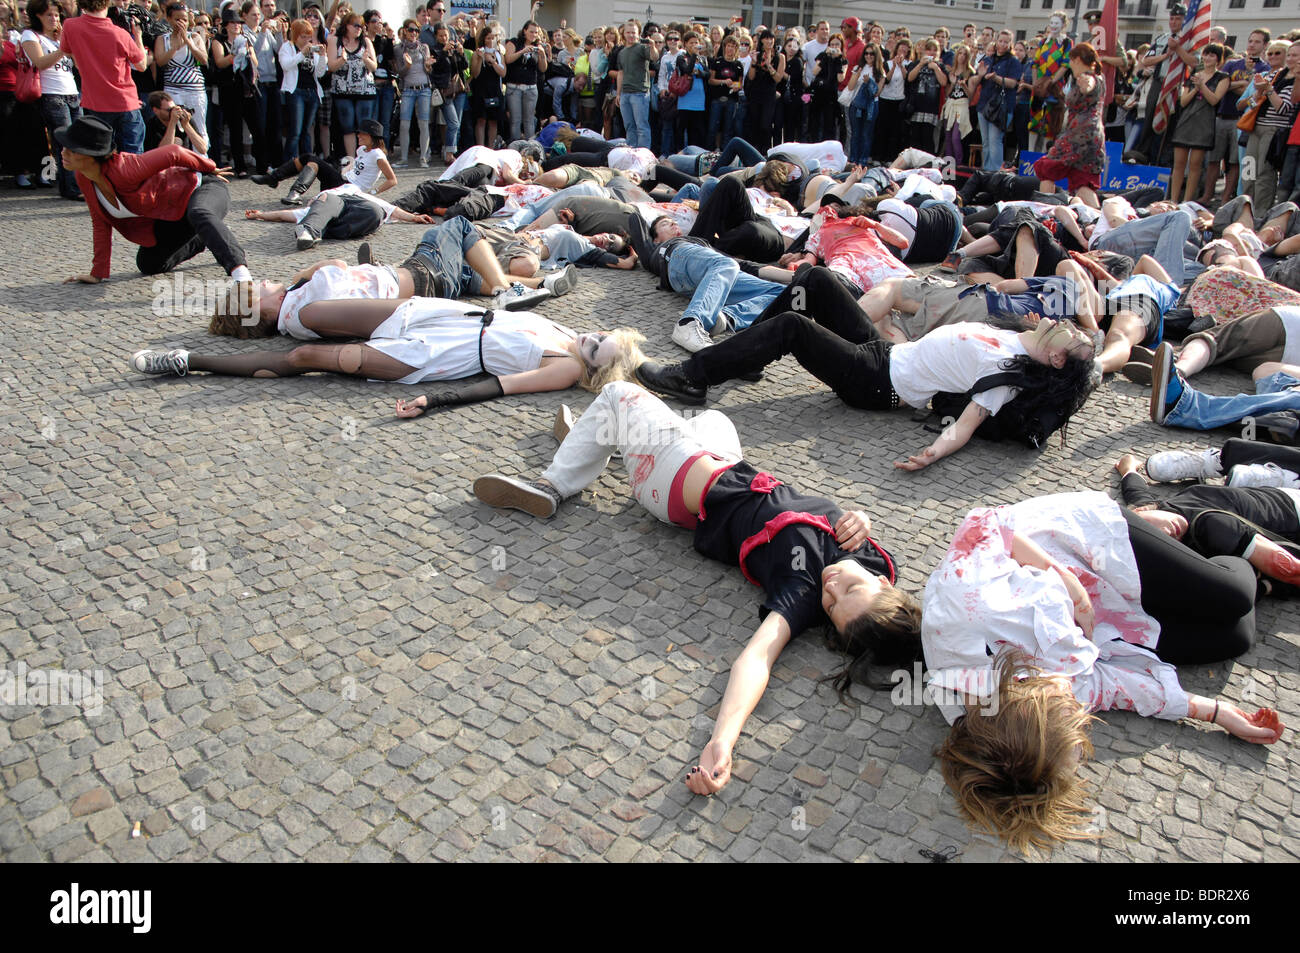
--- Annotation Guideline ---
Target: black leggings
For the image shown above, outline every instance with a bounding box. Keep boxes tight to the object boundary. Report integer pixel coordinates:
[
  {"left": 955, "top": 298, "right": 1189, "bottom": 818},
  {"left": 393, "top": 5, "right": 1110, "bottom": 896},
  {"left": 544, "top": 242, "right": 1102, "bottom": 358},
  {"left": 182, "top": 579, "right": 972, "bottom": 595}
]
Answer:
[
  {"left": 1122, "top": 507, "right": 1257, "bottom": 665},
  {"left": 754, "top": 264, "right": 872, "bottom": 331},
  {"left": 688, "top": 174, "right": 785, "bottom": 262},
  {"left": 137, "top": 176, "right": 246, "bottom": 276},
  {"left": 684, "top": 309, "right": 896, "bottom": 410}
]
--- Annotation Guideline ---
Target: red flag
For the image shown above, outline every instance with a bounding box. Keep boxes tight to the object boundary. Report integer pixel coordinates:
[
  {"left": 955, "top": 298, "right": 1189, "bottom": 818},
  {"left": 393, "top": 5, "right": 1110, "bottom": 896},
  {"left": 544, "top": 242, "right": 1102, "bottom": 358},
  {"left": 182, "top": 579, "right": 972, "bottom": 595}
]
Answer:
[
  {"left": 1153, "top": 0, "right": 1213, "bottom": 134},
  {"left": 1090, "top": 0, "right": 1120, "bottom": 103}
]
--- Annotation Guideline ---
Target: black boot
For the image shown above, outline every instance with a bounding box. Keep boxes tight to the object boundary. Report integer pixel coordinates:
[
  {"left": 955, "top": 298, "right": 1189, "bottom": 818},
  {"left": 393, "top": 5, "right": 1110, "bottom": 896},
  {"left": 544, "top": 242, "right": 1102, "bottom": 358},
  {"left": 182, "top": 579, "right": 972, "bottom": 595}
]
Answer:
[
  {"left": 635, "top": 360, "right": 707, "bottom": 406},
  {"left": 280, "top": 165, "right": 317, "bottom": 206},
  {"left": 357, "top": 242, "right": 382, "bottom": 266},
  {"left": 252, "top": 159, "right": 299, "bottom": 187}
]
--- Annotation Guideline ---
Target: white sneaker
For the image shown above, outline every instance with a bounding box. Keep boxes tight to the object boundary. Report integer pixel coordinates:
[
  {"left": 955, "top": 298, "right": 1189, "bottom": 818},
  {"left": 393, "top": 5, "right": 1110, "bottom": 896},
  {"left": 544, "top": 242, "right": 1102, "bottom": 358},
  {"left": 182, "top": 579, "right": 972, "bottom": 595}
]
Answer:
[
  {"left": 1227, "top": 462, "right": 1300, "bottom": 489},
  {"left": 491, "top": 283, "right": 551, "bottom": 311},
  {"left": 295, "top": 227, "right": 318, "bottom": 250},
  {"left": 131, "top": 348, "right": 190, "bottom": 376},
  {"left": 672, "top": 319, "right": 714, "bottom": 353},
  {"left": 1144, "top": 448, "right": 1220, "bottom": 483},
  {"left": 710, "top": 312, "right": 733, "bottom": 338},
  {"left": 541, "top": 264, "right": 578, "bottom": 297}
]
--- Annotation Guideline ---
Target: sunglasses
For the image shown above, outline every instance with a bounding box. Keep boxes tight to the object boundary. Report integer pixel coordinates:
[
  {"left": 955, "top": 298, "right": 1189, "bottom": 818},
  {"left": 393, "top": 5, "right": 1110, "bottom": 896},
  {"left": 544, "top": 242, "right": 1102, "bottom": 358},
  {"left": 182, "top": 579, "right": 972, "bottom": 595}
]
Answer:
[{"left": 667, "top": 35, "right": 680, "bottom": 40}]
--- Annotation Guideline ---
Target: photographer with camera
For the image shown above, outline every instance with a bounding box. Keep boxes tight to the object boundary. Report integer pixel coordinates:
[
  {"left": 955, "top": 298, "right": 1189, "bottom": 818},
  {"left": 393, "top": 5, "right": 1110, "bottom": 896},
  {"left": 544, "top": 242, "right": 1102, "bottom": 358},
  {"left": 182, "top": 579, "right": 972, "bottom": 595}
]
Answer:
[
  {"left": 212, "top": 6, "right": 264, "bottom": 175},
  {"left": 60, "top": 0, "right": 149, "bottom": 153},
  {"left": 154, "top": 1, "right": 209, "bottom": 151},
  {"left": 503, "top": 18, "right": 546, "bottom": 142},
  {"left": 144, "top": 88, "right": 208, "bottom": 152}
]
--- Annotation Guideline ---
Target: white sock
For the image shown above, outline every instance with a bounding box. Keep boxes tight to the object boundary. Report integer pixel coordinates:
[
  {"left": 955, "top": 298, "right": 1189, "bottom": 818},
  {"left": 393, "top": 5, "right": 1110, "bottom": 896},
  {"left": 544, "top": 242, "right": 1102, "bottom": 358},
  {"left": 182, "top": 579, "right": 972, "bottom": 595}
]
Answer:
[{"left": 231, "top": 265, "right": 252, "bottom": 282}]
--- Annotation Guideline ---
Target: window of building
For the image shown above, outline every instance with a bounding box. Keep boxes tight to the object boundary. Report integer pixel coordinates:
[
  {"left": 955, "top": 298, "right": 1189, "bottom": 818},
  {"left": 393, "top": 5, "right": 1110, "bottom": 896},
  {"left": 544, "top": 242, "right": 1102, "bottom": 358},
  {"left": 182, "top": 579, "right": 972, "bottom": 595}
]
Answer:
[
  {"left": 1016, "top": 29, "right": 1027, "bottom": 41},
  {"left": 1263, "top": 0, "right": 1280, "bottom": 7},
  {"left": 1228, "top": 0, "right": 1246, "bottom": 7}
]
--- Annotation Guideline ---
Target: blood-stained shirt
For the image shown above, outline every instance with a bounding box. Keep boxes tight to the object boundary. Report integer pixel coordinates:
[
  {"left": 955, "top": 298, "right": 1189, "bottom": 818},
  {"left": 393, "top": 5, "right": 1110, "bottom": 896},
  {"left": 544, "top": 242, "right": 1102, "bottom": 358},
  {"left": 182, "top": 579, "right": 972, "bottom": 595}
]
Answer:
[
  {"left": 278, "top": 264, "right": 400, "bottom": 339},
  {"left": 806, "top": 207, "right": 912, "bottom": 292},
  {"left": 921, "top": 491, "right": 1188, "bottom": 724}
]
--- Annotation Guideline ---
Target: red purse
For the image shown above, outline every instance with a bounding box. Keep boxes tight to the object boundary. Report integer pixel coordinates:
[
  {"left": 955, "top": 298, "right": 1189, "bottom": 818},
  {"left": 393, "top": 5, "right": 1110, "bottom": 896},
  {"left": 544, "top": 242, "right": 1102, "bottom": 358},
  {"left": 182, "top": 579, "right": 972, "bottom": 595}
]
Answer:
[{"left": 13, "top": 40, "right": 42, "bottom": 104}]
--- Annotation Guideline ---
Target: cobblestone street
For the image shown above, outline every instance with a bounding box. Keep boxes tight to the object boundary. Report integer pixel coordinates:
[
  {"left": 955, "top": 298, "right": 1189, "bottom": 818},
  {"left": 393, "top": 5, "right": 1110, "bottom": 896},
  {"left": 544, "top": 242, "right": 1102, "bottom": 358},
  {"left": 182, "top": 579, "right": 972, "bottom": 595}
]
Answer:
[{"left": 1, "top": 171, "right": 1297, "bottom": 863}]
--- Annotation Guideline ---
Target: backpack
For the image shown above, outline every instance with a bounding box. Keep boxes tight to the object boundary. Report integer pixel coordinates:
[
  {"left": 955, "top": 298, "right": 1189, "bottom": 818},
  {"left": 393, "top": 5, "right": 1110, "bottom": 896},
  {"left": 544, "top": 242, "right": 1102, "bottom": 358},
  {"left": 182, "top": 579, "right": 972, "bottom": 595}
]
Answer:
[{"left": 929, "top": 372, "right": 1080, "bottom": 450}]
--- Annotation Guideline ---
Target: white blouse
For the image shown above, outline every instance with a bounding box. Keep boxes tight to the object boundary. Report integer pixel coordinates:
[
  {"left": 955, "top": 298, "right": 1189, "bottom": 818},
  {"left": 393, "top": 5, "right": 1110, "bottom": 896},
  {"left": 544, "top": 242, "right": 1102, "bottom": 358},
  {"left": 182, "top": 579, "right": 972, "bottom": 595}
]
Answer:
[{"left": 922, "top": 491, "right": 1188, "bottom": 724}]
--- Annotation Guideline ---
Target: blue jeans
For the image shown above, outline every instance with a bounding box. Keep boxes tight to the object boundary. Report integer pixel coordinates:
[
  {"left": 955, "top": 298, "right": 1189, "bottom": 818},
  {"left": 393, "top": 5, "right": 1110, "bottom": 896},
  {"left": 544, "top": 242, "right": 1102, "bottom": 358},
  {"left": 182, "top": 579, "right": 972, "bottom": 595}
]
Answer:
[
  {"left": 440, "top": 92, "right": 466, "bottom": 153},
  {"left": 401, "top": 86, "right": 432, "bottom": 122},
  {"left": 333, "top": 95, "right": 375, "bottom": 133},
  {"left": 672, "top": 182, "right": 701, "bottom": 202},
  {"left": 620, "top": 89, "right": 651, "bottom": 150},
  {"left": 1093, "top": 209, "right": 1200, "bottom": 287},
  {"left": 660, "top": 110, "right": 676, "bottom": 158},
  {"left": 85, "top": 107, "right": 145, "bottom": 155},
  {"left": 977, "top": 113, "right": 1004, "bottom": 171},
  {"left": 667, "top": 242, "right": 782, "bottom": 331},
  {"left": 39, "top": 93, "right": 82, "bottom": 195},
  {"left": 1166, "top": 372, "right": 1300, "bottom": 431},
  {"left": 375, "top": 84, "right": 396, "bottom": 147},
  {"left": 713, "top": 136, "right": 763, "bottom": 171},
  {"left": 505, "top": 83, "right": 538, "bottom": 142},
  {"left": 283, "top": 88, "right": 319, "bottom": 160},
  {"left": 707, "top": 98, "right": 738, "bottom": 148},
  {"left": 412, "top": 216, "right": 484, "bottom": 297},
  {"left": 848, "top": 110, "right": 875, "bottom": 166}
]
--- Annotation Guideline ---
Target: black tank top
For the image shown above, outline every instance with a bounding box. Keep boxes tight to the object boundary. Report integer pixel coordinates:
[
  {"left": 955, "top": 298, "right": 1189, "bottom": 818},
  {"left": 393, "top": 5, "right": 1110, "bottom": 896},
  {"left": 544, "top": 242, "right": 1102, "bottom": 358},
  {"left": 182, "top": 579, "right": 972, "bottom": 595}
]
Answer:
[{"left": 504, "top": 35, "right": 539, "bottom": 84}]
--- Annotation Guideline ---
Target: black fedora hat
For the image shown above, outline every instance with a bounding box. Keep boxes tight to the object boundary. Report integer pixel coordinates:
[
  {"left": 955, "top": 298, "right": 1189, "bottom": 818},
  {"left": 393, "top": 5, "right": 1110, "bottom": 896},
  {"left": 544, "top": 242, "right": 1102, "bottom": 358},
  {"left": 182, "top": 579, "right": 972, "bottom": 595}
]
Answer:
[
  {"left": 54, "top": 116, "right": 116, "bottom": 158},
  {"left": 359, "top": 118, "right": 384, "bottom": 140}
]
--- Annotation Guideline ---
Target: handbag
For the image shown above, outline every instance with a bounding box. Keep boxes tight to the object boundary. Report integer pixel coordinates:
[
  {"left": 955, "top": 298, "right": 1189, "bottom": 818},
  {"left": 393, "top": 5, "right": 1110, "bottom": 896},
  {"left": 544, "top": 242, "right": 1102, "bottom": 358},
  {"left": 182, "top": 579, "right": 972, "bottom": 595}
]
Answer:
[
  {"left": 482, "top": 95, "right": 502, "bottom": 110},
  {"left": 14, "top": 40, "right": 42, "bottom": 104},
  {"left": 668, "top": 70, "right": 692, "bottom": 98},
  {"left": 430, "top": 86, "right": 444, "bottom": 107},
  {"left": 980, "top": 83, "right": 1005, "bottom": 129},
  {"left": 1237, "top": 101, "right": 1262, "bottom": 133},
  {"left": 837, "top": 82, "right": 856, "bottom": 109}
]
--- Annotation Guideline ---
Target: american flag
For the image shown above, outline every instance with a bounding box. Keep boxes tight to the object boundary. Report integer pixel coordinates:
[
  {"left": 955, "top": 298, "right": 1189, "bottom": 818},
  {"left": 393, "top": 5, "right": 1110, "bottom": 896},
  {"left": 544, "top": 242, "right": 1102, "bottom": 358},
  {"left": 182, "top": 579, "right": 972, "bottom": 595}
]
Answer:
[{"left": 1152, "top": 0, "right": 1213, "bottom": 134}]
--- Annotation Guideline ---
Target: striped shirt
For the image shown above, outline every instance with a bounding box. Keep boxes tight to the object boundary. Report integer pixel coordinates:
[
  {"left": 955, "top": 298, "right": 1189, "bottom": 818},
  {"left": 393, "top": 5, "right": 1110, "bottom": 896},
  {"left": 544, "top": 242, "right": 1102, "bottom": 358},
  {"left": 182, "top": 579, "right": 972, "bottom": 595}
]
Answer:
[{"left": 161, "top": 32, "right": 205, "bottom": 92}]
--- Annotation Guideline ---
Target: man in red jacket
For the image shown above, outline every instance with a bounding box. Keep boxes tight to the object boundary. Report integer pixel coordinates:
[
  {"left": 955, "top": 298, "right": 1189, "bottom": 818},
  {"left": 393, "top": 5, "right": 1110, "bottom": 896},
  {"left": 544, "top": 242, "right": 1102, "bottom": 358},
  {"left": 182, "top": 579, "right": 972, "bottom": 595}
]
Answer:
[
  {"left": 56, "top": 116, "right": 252, "bottom": 283},
  {"left": 59, "top": 0, "right": 149, "bottom": 154}
]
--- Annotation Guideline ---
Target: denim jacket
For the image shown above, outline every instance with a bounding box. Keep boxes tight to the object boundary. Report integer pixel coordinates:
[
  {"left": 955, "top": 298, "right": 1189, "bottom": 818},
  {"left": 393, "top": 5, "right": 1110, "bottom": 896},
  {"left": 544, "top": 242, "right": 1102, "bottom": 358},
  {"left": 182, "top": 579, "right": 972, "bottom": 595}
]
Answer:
[{"left": 853, "top": 75, "right": 879, "bottom": 121}]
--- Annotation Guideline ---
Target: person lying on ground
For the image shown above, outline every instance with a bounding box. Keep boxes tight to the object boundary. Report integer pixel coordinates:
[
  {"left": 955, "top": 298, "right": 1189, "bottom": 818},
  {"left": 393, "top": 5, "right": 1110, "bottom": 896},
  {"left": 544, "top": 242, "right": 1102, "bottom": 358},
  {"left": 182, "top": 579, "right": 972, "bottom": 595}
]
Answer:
[
  {"left": 1115, "top": 446, "right": 1300, "bottom": 591},
  {"left": 250, "top": 118, "right": 395, "bottom": 205},
  {"left": 471, "top": 381, "right": 922, "bottom": 797},
  {"left": 130, "top": 291, "right": 644, "bottom": 405},
  {"left": 926, "top": 492, "right": 1281, "bottom": 854},
  {"left": 635, "top": 302, "right": 1099, "bottom": 471}
]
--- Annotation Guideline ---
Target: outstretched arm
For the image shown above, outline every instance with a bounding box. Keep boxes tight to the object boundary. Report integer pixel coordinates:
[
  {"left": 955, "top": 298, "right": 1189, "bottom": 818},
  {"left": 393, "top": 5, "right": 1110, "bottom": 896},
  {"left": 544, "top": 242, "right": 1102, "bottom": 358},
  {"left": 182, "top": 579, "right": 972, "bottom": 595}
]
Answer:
[
  {"left": 686, "top": 610, "right": 793, "bottom": 796},
  {"left": 895, "top": 399, "right": 986, "bottom": 472},
  {"left": 1186, "top": 694, "right": 1283, "bottom": 744},
  {"left": 288, "top": 258, "right": 349, "bottom": 283}
]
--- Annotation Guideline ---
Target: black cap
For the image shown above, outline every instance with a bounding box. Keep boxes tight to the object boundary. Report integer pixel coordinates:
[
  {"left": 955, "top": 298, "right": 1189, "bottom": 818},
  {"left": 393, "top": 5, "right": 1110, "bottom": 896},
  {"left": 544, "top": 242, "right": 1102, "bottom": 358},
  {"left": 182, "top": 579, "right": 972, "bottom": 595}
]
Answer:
[
  {"left": 220, "top": 6, "right": 240, "bottom": 23},
  {"left": 1169, "top": 2, "right": 1187, "bottom": 15},
  {"left": 1083, "top": 10, "right": 1102, "bottom": 22},
  {"left": 54, "top": 116, "right": 116, "bottom": 158},
  {"left": 359, "top": 118, "right": 384, "bottom": 140}
]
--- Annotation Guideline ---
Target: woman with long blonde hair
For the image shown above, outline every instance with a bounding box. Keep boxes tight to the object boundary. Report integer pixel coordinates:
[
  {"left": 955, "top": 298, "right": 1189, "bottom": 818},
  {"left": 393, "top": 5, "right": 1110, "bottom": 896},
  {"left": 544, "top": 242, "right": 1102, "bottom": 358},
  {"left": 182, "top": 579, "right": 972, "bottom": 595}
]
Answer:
[{"left": 940, "top": 42, "right": 975, "bottom": 165}]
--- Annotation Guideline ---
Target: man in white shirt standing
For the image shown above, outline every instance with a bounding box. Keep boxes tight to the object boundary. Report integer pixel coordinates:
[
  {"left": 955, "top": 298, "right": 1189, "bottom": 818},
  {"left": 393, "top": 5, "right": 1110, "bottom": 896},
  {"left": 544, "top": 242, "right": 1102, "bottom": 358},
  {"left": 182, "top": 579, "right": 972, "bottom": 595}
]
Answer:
[{"left": 803, "top": 19, "right": 829, "bottom": 85}]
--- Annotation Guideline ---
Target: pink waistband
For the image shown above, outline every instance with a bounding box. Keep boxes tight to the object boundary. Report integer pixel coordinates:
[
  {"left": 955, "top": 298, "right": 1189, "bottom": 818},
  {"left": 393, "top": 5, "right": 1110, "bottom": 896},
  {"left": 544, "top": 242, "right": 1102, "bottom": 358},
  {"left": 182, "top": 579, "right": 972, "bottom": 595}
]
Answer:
[{"left": 668, "top": 452, "right": 731, "bottom": 529}]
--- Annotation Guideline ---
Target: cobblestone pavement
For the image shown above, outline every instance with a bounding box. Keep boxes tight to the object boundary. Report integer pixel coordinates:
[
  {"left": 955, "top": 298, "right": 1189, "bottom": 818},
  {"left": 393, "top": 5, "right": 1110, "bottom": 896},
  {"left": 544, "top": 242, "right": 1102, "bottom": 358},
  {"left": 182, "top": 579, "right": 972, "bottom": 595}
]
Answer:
[{"left": 1, "top": 169, "right": 1297, "bottom": 864}]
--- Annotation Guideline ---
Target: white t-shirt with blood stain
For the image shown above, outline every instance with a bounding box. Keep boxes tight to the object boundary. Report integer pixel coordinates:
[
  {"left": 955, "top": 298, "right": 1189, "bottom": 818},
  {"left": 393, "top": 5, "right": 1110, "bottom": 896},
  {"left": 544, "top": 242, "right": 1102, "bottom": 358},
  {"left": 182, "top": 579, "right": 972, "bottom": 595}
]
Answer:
[{"left": 887, "top": 323, "right": 1027, "bottom": 414}]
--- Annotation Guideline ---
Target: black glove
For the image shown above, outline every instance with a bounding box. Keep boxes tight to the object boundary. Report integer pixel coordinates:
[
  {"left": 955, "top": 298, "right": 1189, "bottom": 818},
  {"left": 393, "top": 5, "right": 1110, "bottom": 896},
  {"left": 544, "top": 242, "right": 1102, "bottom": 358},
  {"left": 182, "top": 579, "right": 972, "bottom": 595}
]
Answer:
[{"left": 421, "top": 376, "right": 504, "bottom": 410}]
